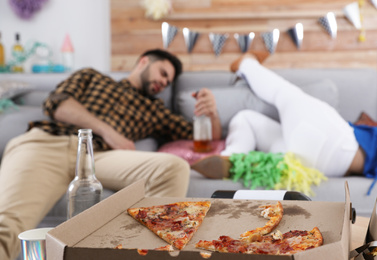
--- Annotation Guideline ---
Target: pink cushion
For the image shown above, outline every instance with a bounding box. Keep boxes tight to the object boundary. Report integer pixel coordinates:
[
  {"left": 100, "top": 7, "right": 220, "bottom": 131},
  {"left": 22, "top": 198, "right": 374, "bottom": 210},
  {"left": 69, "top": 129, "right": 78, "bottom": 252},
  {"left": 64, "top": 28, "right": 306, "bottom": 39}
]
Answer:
[{"left": 158, "top": 140, "right": 225, "bottom": 165}]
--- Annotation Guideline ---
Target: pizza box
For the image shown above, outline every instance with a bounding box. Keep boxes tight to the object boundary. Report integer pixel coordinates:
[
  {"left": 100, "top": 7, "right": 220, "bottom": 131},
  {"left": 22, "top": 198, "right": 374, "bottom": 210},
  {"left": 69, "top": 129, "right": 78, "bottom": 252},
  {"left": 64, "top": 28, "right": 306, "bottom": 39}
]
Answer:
[{"left": 46, "top": 179, "right": 352, "bottom": 260}]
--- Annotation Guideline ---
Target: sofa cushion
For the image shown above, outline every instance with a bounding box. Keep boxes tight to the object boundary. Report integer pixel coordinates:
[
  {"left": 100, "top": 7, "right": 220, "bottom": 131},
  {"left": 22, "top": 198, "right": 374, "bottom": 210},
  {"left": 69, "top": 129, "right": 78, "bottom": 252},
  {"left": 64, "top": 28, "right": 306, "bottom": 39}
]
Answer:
[
  {"left": 274, "top": 68, "right": 377, "bottom": 122},
  {"left": 13, "top": 90, "right": 51, "bottom": 106},
  {"left": 0, "top": 106, "right": 49, "bottom": 160},
  {"left": 173, "top": 71, "right": 237, "bottom": 113},
  {"left": 0, "top": 80, "right": 33, "bottom": 100},
  {"left": 177, "top": 85, "right": 277, "bottom": 138},
  {"left": 134, "top": 138, "right": 159, "bottom": 151},
  {"left": 177, "top": 79, "right": 339, "bottom": 138}
]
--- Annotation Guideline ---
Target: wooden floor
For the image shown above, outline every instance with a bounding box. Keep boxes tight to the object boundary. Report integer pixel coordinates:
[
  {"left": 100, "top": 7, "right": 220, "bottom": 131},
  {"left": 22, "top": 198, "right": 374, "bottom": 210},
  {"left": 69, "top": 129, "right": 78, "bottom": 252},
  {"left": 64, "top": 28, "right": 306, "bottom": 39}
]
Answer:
[{"left": 111, "top": 0, "right": 377, "bottom": 71}]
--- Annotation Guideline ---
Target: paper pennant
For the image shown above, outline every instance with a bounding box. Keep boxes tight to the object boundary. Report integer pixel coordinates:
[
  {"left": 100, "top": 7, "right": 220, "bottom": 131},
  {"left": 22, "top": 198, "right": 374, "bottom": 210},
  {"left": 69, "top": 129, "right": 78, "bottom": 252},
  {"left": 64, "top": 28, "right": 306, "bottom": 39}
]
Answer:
[
  {"left": 262, "top": 29, "right": 280, "bottom": 54},
  {"left": 372, "top": 0, "right": 377, "bottom": 9},
  {"left": 183, "top": 28, "right": 200, "bottom": 53},
  {"left": 234, "top": 33, "right": 255, "bottom": 53},
  {"left": 343, "top": 2, "right": 362, "bottom": 29},
  {"left": 287, "top": 23, "right": 304, "bottom": 50},
  {"left": 161, "top": 22, "right": 178, "bottom": 49},
  {"left": 318, "top": 12, "right": 337, "bottom": 39},
  {"left": 209, "top": 33, "right": 228, "bottom": 56}
]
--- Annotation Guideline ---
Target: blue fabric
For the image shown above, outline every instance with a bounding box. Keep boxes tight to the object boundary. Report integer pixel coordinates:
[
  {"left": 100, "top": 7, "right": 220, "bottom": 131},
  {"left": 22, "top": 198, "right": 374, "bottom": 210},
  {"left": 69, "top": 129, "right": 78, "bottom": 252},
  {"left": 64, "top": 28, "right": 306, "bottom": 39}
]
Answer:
[{"left": 349, "top": 122, "right": 377, "bottom": 195}]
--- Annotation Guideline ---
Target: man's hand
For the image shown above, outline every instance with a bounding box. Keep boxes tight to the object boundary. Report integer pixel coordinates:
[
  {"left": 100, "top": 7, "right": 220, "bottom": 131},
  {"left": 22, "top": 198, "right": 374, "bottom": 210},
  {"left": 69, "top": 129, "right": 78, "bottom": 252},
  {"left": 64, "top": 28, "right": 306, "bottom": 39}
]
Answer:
[
  {"left": 192, "top": 88, "right": 218, "bottom": 118},
  {"left": 192, "top": 88, "right": 222, "bottom": 140},
  {"left": 101, "top": 127, "right": 136, "bottom": 150}
]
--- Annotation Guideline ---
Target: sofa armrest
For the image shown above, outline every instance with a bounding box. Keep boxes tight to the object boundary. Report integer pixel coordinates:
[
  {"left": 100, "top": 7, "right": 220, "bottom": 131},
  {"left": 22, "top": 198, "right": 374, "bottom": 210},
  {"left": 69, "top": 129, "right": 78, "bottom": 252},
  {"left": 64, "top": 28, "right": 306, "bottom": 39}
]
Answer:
[{"left": 0, "top": 106, "right": 48, "bottom": 160}]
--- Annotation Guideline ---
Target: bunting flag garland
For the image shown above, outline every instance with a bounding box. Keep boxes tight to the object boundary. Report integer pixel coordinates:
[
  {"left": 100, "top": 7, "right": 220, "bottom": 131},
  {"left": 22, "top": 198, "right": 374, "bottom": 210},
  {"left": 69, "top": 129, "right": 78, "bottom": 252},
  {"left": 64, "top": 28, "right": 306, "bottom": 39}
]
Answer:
[
  {"left": 234, "top": 32, "right": 255, "bottom": 53},
  {"left": 371, "top": 0, "right": 377, "bottom": 9},
  {"left": 262, "top": 29, "right": 280, "bottom": 54},
  {"left": 287, "top": 23, "right": 304, "bottom": 50},
  {"left": 318, "top": 12, "right": 337, "bottom": 39},
  {"left": 209, "top": 33, "right": 228, "bottom": 56},
  {"left": 159, "top": 0, "right": 373, "bottom": 55},
  {"left": 161, "top": 22, "right": 178, "bottom": 49},
  {"left": 343, "top": 2, "right": 362, "bottom": 29},
  {"left": 358, "top": 0, "right": 367, "bottom": 42},
  {"left": 183, "top": 28, "right": 200, "bottom": 53}
]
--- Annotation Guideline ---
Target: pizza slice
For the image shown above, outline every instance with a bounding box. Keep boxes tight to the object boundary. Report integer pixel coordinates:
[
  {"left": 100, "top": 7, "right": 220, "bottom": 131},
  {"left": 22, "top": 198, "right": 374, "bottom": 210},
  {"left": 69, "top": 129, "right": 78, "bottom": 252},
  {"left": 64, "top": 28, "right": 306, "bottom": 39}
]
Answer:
[
  {"left": 195, "top": 201, "right": 323, "bottom": 255},
  {"left": 278, "top": 227, "right": 323, "bottom": 254},
  {"left": 127, "top": 201, "right": 211, "bottom": 250},
  {"left": 195, "top": 227, "right": 323, "bottom": 255},
  {"left": 240, "top": 201, "right": 284, "bottom": 242}
]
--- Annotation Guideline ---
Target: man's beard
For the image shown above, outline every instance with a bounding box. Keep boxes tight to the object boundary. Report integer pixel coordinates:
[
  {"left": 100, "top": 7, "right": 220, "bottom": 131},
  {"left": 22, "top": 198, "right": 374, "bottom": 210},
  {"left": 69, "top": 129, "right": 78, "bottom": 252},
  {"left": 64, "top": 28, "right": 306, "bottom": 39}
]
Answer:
[{"left": 140, "top": 65, "right": 153, "bottom": 97}]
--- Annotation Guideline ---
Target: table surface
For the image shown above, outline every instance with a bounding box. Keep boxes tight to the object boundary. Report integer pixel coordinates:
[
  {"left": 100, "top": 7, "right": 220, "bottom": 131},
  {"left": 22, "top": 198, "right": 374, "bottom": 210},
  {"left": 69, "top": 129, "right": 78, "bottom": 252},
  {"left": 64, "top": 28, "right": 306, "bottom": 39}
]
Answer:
[{"left": 351, "top": 216, "right": 370, "bottom": 250}]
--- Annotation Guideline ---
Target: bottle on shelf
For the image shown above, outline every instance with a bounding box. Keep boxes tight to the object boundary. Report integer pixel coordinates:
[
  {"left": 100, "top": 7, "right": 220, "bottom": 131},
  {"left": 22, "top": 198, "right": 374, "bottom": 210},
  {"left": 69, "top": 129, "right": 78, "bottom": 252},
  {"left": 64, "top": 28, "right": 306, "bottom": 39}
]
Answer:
[
  {"left": 61, "top": 34, "right": 74, "bottom": 72},
  {"left": 0, "top": 32, "right": 5, "bottom": 68},
  {"left": 67, "top": 129, "right": 103, "bottom": 219},
  {"left": 12, "top": 33, "right": 24, "bottom": 73}
]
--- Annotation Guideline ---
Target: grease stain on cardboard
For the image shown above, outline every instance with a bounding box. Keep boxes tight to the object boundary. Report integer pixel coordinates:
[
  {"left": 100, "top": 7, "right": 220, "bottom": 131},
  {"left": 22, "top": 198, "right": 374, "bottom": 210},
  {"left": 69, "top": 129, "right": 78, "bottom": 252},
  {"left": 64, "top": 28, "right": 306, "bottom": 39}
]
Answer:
[
  {"left": 207, "top": 200, "right": 261, "bottom": 220},
  {"left": 284, "top": 205, "right": 311, "bottom": 219}
]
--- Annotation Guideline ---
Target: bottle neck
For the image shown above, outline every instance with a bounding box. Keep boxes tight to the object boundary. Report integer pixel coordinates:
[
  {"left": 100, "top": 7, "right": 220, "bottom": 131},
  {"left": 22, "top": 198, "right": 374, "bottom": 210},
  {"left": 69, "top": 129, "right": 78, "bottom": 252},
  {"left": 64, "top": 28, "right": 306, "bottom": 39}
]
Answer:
[
  {"left": 13, "top": 33, "right": 23, "bottom": 50},
  {"left": 75, "top": 129, "right": 95, "bottom": 179}
]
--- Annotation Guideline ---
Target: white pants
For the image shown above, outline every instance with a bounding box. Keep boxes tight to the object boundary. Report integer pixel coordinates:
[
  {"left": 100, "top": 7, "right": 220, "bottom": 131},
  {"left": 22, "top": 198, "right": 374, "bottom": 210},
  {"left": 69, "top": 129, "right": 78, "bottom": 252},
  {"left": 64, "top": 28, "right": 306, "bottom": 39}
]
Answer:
[{"left": 222, "top": 59, "right": 359, "bottom": 177}]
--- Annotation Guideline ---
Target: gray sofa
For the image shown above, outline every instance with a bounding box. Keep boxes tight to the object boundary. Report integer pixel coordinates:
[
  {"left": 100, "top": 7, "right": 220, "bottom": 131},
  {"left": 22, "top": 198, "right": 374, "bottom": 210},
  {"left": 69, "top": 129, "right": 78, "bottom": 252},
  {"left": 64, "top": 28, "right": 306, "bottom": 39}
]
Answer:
[{"left": 1, "top": 67, "right": 377, "bottom": 233}]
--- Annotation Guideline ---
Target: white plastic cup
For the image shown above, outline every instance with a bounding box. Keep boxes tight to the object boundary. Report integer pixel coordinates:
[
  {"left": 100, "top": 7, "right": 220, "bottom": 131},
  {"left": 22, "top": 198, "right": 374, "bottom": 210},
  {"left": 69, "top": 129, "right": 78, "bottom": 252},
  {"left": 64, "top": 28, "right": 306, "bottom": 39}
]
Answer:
[{"left": 18, "top": 227, "right": 53, "bottom": 260}]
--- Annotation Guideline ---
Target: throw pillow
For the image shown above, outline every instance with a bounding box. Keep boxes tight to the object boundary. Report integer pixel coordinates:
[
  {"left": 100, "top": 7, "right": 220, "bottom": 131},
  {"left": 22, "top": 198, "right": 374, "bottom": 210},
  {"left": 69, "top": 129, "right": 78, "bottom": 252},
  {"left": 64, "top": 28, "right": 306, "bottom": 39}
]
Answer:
[
  {"left": 354, "top": 112, "right": 377, "bottom": 127},
  {"left": 0, "top": 80, "right": 32, "bottom": 100},
  {"left": 158, "top": 140, "right": 225, "bottom": 165},
  {"left": 176, "top": 78, "right": 339, "bottom": 138}
]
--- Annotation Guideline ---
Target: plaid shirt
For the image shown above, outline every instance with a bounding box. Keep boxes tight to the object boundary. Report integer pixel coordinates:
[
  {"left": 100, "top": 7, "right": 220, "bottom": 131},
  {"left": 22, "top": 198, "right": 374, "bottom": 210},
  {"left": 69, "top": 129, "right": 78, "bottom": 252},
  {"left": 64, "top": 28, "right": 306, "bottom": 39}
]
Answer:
[{"left": 29, "top": 68, "right": 193, "bottom": 151}]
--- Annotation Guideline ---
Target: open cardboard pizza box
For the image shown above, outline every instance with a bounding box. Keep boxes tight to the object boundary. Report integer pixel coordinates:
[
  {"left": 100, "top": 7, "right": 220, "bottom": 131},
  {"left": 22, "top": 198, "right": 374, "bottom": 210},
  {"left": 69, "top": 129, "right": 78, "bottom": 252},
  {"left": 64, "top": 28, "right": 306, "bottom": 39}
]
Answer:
[{"left": 46, "top": 179, "right": 352, "bottom": 260}]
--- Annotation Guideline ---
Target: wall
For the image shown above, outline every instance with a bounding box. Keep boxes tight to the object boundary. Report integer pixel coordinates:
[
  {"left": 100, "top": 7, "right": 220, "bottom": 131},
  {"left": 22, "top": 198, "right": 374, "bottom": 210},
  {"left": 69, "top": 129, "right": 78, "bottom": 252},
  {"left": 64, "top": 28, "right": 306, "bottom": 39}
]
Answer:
[
  {"left": 1, "top": 0, "right": 376, "bottom": 73},
  {"left": 0, "top": 0, "right": 110, "bottom": 72},
  {"left": 111, "top": 0, "right": 377, "bottom": 71}
]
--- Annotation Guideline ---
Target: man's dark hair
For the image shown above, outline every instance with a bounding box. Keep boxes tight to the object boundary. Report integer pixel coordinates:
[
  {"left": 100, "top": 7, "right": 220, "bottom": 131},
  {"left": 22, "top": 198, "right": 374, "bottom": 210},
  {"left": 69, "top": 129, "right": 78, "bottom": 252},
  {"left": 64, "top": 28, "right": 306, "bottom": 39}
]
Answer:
[{"left": 140, "top": 49, "right": 183, "bottom": 81}]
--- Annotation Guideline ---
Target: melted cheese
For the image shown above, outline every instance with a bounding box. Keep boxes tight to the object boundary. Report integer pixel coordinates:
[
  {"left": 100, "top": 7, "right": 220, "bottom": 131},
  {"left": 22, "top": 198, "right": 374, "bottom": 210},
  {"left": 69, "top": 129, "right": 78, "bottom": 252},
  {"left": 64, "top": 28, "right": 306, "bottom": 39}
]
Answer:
[
  {"left": 261, "top": 207, "right": 272, "bottom": 219},
  {"left": 185, "top": 206, "right": 200, "bottom": 215},
  {"left": 272, "top": 230, "right": 283, "bottom": 240}
]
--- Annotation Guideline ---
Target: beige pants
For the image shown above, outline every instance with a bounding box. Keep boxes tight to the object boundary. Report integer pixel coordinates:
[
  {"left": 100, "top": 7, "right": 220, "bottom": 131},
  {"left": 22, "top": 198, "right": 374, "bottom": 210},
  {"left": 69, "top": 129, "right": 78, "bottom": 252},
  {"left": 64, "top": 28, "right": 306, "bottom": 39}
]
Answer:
[{"left": 0, "top": 128, "right": 190, "bottom": 260}]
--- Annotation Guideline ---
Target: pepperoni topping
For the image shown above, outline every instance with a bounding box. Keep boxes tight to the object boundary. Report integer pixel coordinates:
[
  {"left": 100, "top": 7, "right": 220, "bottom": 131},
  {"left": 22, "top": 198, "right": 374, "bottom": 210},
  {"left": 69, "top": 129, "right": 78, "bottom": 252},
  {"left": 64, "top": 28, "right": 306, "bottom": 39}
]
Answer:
[
  {"left": 136, "top": 210, "right": 147, "bottom": 219},
  {"left": 283, "top": 230, "right": 308, "bottom": 239}
]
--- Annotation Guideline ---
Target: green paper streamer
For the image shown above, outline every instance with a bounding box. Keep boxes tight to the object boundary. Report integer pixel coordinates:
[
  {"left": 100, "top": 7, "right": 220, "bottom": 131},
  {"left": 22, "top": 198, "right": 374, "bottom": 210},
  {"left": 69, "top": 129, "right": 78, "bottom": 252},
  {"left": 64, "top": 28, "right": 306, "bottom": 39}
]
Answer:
[{"left": 229, "top": 151, "right": 327, "bottom": 196}]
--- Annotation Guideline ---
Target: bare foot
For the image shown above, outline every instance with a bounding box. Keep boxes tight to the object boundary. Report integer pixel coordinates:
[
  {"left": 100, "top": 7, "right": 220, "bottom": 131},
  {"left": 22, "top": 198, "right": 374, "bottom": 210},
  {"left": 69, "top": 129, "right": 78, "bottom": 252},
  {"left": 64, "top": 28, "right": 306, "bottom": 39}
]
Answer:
[{"left": 230, "top": 51, "right": 270, "bottom": 72}]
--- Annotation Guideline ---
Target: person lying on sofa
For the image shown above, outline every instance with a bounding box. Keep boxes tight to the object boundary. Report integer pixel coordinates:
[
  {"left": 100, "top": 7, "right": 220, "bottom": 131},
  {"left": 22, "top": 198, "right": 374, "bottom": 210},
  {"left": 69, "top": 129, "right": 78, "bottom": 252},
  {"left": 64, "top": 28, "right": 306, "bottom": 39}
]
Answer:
[
  {"left": 0, "top": 49, "right": 222, "bottom": 260},
  {"left": 192, "top": 53, "right": 368, "bottom": 185}
]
